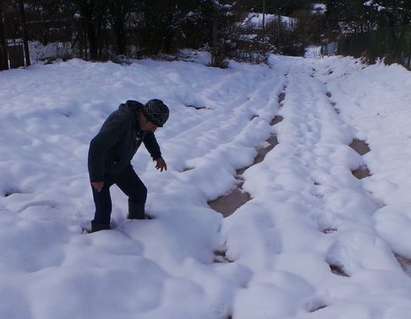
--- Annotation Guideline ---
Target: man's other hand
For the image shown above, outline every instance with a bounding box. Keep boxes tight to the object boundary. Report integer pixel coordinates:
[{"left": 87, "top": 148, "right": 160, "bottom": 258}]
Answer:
[
  {"left": 91, "top": 181, "right": 104, "bottom": 192},
  {"left": 155, "top": 157, "right": 167, "bottom": 172}
]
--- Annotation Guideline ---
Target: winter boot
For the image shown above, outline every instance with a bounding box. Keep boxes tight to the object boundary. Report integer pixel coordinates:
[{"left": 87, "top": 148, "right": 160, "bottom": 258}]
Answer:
[
  {"left": 127, "top": 200, "right": 146, "bottom": 220},
  {"left": 90, "top": 221, "right": 111, "bottom": 233}
]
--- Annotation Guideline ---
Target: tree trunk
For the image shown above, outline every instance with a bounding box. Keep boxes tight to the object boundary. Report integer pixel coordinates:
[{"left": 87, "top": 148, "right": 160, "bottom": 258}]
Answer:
[
  {"left": 162, "top": 2, "right": 176, "bottom": 54},
  {"left": 0, "top": 4, "right": 8, "bottom": 70},
  {"left": 114, "top": 18, "right": 126, "bottom": 55},
  {"left": 262, "top": 0, "right": 266, "bottom": 37},
  {"left": 19, "top": 0, "right": 31, "bottom": 66},
  {"left": 79, "top": 2, "right": 98, "bottom": 61},
  {"left": 395, "top": 26, "right": 406, "bottom": 61},
  {"left": 277, "top": 13, "right": 281, "bottom": 45},
  {"left": 87, "top": 19, "right": 98, "bottom": 60},
  {"left": 96, "top": 18, "right": 103, "bottom": 59},
  {"left": 211, "top": 14, "right": 218, "bottom": 65}
]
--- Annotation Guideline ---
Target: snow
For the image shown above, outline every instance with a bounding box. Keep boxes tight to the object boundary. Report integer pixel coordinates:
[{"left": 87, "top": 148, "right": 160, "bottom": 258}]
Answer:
[
  {"left": 364, "top": 0, "right": 386, "bottom": 12},
  {"left": 322, "top": 58, "right": 411, "bottom": 262},
  {"left": 1, "top": 52, "right": 411, "bottom": 318},
  {"left": 29, "top": 41, "right": 72, "bottom": 63},
  {"left": 305, "top": 46, "right": 322, "bottom": 58},
  {"left": 242, "top": 13, "right": 297, "bottom": 30},
  {"left": 374, "top": 204, "right": 411, "bottom": 257},
  {"left": 312, "top": 3, "right": 327, "bottom": 14}
]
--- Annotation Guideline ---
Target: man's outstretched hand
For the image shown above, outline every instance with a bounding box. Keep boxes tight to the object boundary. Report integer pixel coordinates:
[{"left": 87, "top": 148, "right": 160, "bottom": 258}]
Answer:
[
  {"left": 91, "top": 181, "right": 104, "bottom": 192},
  {"left": 155, "top": 157, "right": 167, "bottom": 172}
]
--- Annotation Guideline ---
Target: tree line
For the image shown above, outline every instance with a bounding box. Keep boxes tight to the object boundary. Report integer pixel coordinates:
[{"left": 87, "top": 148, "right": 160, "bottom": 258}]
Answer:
[
  {"left": 3, "top": 1, "right": 409, "bottom": 69},
  {"left": 1, "top": 0, "right": 228, "bottom": 61},
  {"left": 324, "top": 0, "right": 411, "bottom": 67},
  {"left": 0, "top": 0, "right": 321, "bottom": 68}
]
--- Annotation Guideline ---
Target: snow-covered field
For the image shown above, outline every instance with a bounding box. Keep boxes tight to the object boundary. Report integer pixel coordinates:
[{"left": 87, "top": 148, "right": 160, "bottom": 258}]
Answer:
[{"left": 1, "top": 52, "right": 411, "bottom": 319}]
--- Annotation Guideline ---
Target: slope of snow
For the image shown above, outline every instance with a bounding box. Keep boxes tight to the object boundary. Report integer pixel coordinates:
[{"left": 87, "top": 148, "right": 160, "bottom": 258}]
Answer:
[{"left": 1, "top": 53, "right": 411, "bottom": 318}]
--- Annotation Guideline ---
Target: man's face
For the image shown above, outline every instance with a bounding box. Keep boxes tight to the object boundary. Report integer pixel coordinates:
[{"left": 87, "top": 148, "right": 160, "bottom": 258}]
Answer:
[
  {"left": 144, "top": 121, "right": 158, "bottom": 133},
  {"left": 140, "top": 113, "right": 158, "bottom": 132}
]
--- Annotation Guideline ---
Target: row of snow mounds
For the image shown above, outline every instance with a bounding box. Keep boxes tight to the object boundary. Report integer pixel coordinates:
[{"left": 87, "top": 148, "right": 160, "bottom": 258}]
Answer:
[
  {"left": 2, "top": 52, "right": 411, "bottom": 318},
  {"left": 222, "top": 56, "right": 411, "bottom": 319},
  {"left": 0, "top": 54, "right": 297, "bottom": 319},
  {"left": 310, "top": 57, "right": 411, "bottom": 318},
  {"left": 323, "top": 58, "right": 411, "bottom": 260}
]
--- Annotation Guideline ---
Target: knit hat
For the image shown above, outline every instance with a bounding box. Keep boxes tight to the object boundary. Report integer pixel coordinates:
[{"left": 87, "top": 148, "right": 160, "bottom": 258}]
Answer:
[{"left": 143, "top": 99, "right": 169, "bottom": 127}]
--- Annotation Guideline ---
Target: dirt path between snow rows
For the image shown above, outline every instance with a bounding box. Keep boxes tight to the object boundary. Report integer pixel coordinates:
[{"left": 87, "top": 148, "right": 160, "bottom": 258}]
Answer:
[
  {"left": 325, "top": 91, "right": 372, "bottom": 180},
  {"left": 208, "top": 82, "right": 287, "bottom": 218},
  {"left": 208, "top": 134, "right": 279, "bottom": 217},
  {"left": 349, "top": 138, "right": 371, "bottom": 179}
]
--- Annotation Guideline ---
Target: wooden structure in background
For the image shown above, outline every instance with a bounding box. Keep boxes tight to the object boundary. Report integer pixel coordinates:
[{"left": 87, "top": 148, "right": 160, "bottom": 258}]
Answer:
[
  {"left": 8, "top": 41, "right": 25, "bottom": 68},
  {"left": 0, "top": 1, "right": 29, "bottom": 71}
]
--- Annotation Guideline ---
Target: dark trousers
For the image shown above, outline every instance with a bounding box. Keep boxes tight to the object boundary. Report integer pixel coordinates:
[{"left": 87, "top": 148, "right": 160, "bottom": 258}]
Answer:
[{"left": 92, "top": 165, "right": 147, "bottom": 226}]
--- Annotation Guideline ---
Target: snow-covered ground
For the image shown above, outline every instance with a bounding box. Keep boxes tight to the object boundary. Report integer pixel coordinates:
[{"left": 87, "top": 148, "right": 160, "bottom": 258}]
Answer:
[{"left": 1, "top": 52, "right": 411, "bottom": 319}]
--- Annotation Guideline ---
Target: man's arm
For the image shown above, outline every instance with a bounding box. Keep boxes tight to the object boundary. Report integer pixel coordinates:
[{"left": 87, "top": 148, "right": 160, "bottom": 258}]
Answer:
[
  {"left": 143, "top": 133, "right": 167, "bottom": 171},
  {"left": 88, "top": 111, "right": 127, "bottom": 183},
  {"left": 143, "top": 132, "right": 162, "bottom": 160}
]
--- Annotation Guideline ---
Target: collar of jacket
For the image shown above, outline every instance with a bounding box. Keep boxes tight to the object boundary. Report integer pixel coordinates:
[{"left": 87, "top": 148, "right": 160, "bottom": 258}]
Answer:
[{"left": 125, "top": 100, "right": 144, "bottom": 133}]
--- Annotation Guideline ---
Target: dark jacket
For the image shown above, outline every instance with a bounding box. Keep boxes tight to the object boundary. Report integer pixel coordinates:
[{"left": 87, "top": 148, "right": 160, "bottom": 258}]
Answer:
[{"left": 88, "top": 100, "right": 162, "bottom": 182}]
